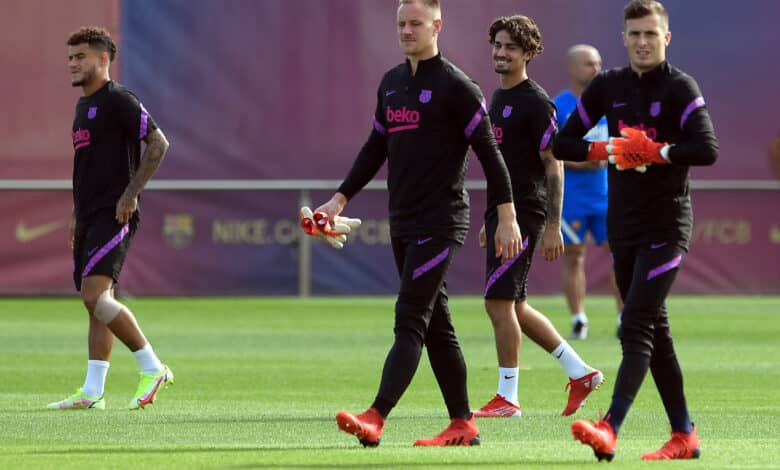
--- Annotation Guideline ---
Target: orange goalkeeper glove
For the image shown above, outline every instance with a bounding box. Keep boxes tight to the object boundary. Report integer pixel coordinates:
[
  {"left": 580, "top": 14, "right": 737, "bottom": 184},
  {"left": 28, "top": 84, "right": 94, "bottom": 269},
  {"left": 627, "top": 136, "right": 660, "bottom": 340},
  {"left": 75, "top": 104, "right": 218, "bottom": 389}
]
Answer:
[
  {"left": 607, "top": 127, "right": 671, "bottom": 171},
  {"left": 586, "top": 141, "right": 609, "bottom": 161}
]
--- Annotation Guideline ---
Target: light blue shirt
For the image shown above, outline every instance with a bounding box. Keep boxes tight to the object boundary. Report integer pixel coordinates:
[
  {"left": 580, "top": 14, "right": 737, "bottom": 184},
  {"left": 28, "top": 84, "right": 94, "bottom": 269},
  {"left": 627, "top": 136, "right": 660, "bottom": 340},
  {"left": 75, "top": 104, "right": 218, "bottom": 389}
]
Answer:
[{"left": 554, "top": 89, "right": 608, "bottom": 210}]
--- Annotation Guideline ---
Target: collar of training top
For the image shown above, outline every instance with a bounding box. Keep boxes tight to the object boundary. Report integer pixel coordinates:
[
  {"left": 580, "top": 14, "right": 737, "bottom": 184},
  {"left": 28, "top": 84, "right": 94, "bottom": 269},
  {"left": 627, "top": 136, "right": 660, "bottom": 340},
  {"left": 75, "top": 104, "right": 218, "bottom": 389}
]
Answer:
[
  {"left": 78, "top": 80, "right": 112, "bottom": 103},
  {"left": 627, "top": 60, "right": 671, "bottom": 83},
  {"left": 404, "top": 52, "right": 444, "bottom": 76}
]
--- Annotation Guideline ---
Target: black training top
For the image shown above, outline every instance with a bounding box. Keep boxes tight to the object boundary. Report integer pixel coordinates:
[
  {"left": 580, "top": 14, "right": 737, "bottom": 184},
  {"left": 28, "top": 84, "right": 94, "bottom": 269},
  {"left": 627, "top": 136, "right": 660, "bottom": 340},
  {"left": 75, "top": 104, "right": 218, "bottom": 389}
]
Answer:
[
  {"left": 72, "top": 80, "right": 158, "bottom": 221},
  {"left": 553, "top": 62, "right": 718, "bottom": 248},
  {"left": 338, "top": 53, "right": 513, "bottom": 244},
  {"left": 488, "top": 78, "right": 557, "bottom": 220}
]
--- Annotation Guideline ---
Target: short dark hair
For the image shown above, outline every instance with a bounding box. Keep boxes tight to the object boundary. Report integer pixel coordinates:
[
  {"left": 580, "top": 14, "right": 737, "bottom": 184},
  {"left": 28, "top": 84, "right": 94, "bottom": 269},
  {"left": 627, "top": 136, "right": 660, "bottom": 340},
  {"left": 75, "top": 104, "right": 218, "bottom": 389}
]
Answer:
[
  {"left": 67, "top": 26, "right": 117, "bottom": 62},
  {"left": 488, "top": 15, "right": 544, "bottom": 61},
  {"left": 624, "top": 0, "right": 669, "bottom": 30}
]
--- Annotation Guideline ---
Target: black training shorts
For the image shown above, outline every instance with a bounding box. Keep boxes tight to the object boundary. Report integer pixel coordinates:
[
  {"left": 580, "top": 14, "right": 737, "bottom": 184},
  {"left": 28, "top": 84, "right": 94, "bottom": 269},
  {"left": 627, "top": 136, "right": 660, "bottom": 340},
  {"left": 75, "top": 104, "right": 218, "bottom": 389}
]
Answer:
[
  {"left": 484, "top": 212, "right": 544, "bottom": 301},
  {"left": 73, "top": 208, "right": 138, "bottom": 291}
]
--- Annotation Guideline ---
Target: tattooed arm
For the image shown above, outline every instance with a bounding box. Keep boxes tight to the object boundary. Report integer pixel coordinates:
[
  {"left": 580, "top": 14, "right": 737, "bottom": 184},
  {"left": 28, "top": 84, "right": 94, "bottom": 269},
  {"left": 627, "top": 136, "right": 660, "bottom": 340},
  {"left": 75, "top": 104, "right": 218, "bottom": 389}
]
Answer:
[
  {"left": 541, "top": 149, "right": 564, "bottom": 261},
  {"left": 115, "top": 128, "right": 170, "bottom": 224}
]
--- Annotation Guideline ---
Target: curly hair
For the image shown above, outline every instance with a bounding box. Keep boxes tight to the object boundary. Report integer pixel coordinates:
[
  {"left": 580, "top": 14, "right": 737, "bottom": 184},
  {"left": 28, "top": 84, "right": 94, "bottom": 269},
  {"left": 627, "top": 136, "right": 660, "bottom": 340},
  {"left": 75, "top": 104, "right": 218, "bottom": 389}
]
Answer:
[
  {"left": 488, "top": 15, "right": 543, "bottom": 60},
  {"left": 67, "top": 26, "right": 117, "bottom": 62}
]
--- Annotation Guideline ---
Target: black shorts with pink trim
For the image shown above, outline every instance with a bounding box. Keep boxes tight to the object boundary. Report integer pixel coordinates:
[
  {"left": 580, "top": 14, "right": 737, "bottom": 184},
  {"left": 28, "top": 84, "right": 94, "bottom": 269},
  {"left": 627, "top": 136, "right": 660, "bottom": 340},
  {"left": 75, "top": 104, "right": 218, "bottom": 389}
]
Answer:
[
  {"left": 484, "top": 212, "right": 544, "bottom": 301},
  {"left": 73, "top": 208, "right": 138, "bottom": 291}
]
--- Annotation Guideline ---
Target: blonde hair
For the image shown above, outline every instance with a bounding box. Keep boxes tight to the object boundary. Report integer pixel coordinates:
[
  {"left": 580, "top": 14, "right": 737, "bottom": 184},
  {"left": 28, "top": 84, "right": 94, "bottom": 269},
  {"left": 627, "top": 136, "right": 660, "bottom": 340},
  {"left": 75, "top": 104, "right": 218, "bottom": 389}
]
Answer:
[
  {"left": 399, "top": 0, "right": 440, "bottom": 7},
  {"left": 398, "top": 0, "right": 441, "bottom": 18}
]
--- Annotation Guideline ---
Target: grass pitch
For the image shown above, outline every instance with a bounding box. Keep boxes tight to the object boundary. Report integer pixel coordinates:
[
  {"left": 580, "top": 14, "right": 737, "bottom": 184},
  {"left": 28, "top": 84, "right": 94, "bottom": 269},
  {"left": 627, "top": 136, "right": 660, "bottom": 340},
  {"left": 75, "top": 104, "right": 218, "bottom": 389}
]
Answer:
[{"left": 1, "top": 296, "right": 779, "bottom": 469}]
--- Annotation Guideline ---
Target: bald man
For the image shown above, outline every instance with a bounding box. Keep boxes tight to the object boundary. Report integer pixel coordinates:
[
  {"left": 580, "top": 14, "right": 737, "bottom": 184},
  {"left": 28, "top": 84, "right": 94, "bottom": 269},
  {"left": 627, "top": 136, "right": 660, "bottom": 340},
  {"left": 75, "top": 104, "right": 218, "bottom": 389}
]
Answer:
[{"left": 553, "top": 45, "right": 623, "bottom": 340}]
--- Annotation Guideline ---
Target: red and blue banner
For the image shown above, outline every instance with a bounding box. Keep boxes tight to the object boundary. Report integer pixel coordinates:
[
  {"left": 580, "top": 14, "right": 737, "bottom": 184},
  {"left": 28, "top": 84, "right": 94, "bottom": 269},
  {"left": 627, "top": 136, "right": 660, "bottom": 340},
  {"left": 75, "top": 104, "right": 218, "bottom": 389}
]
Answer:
[
  {"left": 2, "top": 0, "right": 779, "bottom": 295},
  {"left": 2, "top": 189, "right": 780, "bottom": 295}
]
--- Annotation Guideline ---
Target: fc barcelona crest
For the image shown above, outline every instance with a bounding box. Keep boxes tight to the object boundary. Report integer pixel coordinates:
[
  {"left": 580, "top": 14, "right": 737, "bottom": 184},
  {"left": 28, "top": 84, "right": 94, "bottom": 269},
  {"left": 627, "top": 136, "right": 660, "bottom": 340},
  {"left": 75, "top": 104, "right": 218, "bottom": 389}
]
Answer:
[
  {"left": 502, "top": 105, "right": 513, "bottom": 118},
  {"left": 419, "top": 89, "right": 432, "bottom": 103},
  {"left": 163, "top": 214, "right": 195, "bottom": 249},
  {"left": 650, "top": 101, "right": 661, "bottom": 117},
  {"left": 87, "top": 107, "right": 98, "bottom": 119}
]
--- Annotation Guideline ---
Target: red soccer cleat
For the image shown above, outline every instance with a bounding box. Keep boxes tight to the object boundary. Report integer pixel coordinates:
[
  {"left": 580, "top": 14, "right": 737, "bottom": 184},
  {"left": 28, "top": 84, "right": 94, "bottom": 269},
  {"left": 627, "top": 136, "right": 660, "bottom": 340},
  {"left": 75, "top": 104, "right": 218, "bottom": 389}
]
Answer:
[
  {"left": 641, "top": 425, "right": 700, "bottom": 460},
  {"left": 562, "top": 369, "right": 605, "bottom": 416},
  {"left": 336, "top": 408, "right": 384, "bottom": 447},
  {"left": 413, "top": 416, "right": 480, "bottom": 447},
  {"left": 571, "top": 417, "right": 617, "bottom": 462},
  {"left": 472, "top": 394, "right": 522, "bottom": 418}
]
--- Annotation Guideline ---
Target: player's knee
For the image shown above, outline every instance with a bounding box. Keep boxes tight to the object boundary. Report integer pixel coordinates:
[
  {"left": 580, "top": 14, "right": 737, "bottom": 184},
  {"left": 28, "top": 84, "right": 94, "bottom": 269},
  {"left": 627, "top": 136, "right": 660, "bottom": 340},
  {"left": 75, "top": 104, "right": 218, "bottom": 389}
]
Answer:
[
  {"left": 563, "top": 246, "right": 585, "bottom": 266},
  {"left": 90, "top": 289, "right": 123, "bottom": 324},
  {"left": 425, "top": 330, "right": 458, "bottom": 350},
  {"left": 619, "top": 322, "right": 655, "bottom": 355},
  {"left": 651, "top": 331, "right": 676, "bottom": 358},
  {"left": 81, "top": 290, "right": 100, "bottom": 314},
  {"left": 485, "top": 298, "right": 516, "bottom": 326},
  {"left": 394, "top": 301, "right": 429, "bottom": 343}
]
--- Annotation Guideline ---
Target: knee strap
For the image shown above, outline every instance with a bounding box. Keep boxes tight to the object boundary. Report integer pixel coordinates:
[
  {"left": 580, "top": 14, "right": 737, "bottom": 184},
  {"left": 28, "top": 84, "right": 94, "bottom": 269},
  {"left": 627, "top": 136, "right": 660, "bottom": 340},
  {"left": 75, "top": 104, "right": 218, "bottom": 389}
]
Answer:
[{"left": 94, "top": 290, "right": 122, "bottom": 324}]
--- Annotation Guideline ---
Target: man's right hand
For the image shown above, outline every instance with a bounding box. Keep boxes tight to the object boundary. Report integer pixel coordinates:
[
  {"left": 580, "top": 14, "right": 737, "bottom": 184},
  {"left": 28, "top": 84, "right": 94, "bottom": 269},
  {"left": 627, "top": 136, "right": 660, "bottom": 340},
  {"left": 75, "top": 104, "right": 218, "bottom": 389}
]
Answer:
[
  {"left": 314, "top": 192, "right": 348, "bottom": 224},
  {"left": 494, "top": 202, "right": 522, "bottom": 262}
]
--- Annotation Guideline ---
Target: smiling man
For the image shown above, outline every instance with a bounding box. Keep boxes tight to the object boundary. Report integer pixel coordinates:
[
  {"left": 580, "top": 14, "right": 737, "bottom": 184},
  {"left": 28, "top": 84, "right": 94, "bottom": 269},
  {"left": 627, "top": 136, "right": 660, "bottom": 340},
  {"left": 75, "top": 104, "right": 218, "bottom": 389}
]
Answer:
[
  {"left": 554, "top": 0, "right": 719, "bottom": 462},
  {"left": 472, "top": 15, "right": 604, "bottom": 421},
  {"left": 315, "top": 0, "right": 521, "bottom": 447}
]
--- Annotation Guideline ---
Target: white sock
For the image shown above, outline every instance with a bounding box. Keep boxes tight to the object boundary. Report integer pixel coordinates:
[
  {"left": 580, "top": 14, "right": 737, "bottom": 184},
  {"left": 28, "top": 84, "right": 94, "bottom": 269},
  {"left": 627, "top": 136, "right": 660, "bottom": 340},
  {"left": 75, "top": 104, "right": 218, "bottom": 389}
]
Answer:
[
  {"left": 497, "top": 367, "right": 519, "bottom": 405},
  {"left": 617, "top": 314, "right": 623, "bottom": 326},
  {"left": 551, "top": 341, "right": 589, "bottom": 379},
  {"left": 573, "top": 312, "right": 588, "bottom": 325},
  {"left": 133, "top": 343, "right": 164, "bottom": 375},
  {"left": 82, "top": 360, "right": 109, "bottom": 397}
]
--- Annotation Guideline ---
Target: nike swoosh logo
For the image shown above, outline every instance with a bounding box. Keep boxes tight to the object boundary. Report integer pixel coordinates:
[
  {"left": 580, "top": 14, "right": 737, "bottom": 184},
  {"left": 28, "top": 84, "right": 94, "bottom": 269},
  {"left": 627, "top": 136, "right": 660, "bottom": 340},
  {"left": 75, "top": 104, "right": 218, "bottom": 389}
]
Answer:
[
  {"left": 612, "top": 102, "right": 627, "bottom": 108},
  {"left": 15, "top": 220, "right": 66, "bottom": 243},
  {"left": 650, "top": 242, "right": 667, "bottom": 249},
  {"left": 555, "top": 351, "right": 564, "bottom": 359},
  {"left": 504, "top": 375, "right": 515, "bottom": 380},
  {"left": 417, "top": 237, "right": 433, "bottom": 245},
  {"left": 386, "top": 90, "right": 396, "bottom": 96}
]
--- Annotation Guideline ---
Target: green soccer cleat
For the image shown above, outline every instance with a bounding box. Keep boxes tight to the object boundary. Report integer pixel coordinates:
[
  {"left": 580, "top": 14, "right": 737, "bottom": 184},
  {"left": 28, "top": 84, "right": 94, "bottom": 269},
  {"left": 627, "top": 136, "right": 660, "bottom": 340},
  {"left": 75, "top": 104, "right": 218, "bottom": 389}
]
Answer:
[
  {"left": 47, "top": 389, "right": 105, "bottom": 410},
  {"left": 128, "top": 365, "right": 174, "bottom": 410}
]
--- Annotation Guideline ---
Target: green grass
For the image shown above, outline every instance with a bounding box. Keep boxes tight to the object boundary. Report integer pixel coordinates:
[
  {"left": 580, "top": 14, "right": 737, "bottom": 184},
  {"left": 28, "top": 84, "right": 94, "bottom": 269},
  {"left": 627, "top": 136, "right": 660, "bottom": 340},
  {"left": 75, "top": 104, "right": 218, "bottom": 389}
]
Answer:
[{"left": 1, "top": 296, "right": 779, "bottom": 469}]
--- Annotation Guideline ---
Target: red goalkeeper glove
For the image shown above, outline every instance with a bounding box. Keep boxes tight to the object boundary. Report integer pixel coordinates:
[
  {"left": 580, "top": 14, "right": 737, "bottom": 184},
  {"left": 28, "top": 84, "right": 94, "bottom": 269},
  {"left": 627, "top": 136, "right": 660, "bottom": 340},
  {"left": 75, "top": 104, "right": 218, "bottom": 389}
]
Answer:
[
  {"left": 586, "top": 141, "right": 609, "bottom": 161},
  {"left": 607, "top": 127, "right": 670, "bottom": 171},
  {"left": 299, "top": 206, "right": 361, "bottom": 249},
  {"left": 312, "top": 211, "right": 361, "bottom": 237}
]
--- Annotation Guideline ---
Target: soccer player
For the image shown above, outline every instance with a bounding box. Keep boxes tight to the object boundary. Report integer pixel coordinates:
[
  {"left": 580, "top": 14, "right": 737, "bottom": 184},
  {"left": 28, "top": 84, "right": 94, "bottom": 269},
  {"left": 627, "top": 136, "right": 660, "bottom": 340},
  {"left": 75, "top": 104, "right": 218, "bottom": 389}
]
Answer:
[
  {"left": 48, "top": 27, "right": 173, "bottom": 411},
  {"left": 472, "top": 15, "right": 603, "bottom": 420},
  {"left": 553, "top": 45, "right": 623, "bottom": 340},
  {"left": 553, "top": 0, "right": 718, "bottom": 461},
  {"left": 315, "top": 0, "right": 522, "bottom": 447}
]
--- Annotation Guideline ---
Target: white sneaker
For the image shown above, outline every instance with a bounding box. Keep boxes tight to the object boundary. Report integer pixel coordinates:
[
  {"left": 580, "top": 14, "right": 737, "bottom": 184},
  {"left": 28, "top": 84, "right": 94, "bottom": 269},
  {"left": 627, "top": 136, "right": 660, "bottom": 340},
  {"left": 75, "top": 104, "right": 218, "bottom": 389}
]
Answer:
[{"left": 569, "top": 321, "right": 589, "bottom": 340}]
